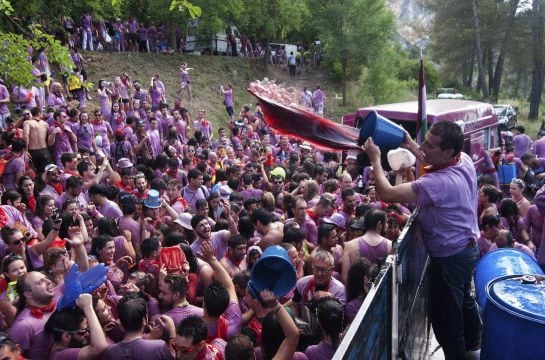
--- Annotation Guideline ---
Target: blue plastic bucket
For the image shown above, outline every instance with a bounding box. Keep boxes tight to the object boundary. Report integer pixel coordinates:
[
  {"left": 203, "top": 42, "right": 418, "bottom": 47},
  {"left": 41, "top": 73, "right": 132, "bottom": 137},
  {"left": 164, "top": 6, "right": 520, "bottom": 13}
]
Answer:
[
  {"left": 248, "top": 245, "right": 296, "bottom": 298},
  {"left": 481, "top": 274, "right": 545, "bottom": 360},
  {"left": 475, "top": 249, "right": 543, "bottom": 313},
  {"left": 359, "top": 111, "right": 405, "bottom": 148},
  {"left": 498, "top": 164, "right": 517, "bottom": 184}
]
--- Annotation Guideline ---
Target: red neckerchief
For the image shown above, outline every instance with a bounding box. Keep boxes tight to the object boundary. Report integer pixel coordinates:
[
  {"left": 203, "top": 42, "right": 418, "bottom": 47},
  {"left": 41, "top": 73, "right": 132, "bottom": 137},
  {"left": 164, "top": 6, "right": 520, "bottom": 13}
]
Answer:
[
  {"left": 423, "top": 155, "right": 461, "bottom": 174},
  {"left": 197, "top": 342, "right": 223, "bottom": 360},
  {"left": 171, "top": 196, "right": 187, "bottom": 209},
  {"left": 225, "top": 251, "right": 243, "bottom": 268},
  {"left": 115, "top": 113, "right": 123, "bottom": 124},
  {"left": 306, "top": 209, "right": 318, "bottom": 223},
  {"left": 166, "top": 168, "right": 179, "bottom": 178},
  {"left": 206, "top": 315, "right": 228, "bottom": 342},
  {"left": 27, "top": 195, "right": 36, "bottom": 213},
  {"left": 248, "top": 317, "right": 263, "bottom": 345},
  {"left": 303, "top": 278, "right": 330, "bottom": 305},
  {"left": 93, "top": 118, "right": 102, "bottom": 125},
  {"left": 133, "top": 189, "right": 148, "bottom": 199},
  {"left": 54, "top": 121, "right": 65, "bottom": 134},
  {"left": 0, "top": 277, "right": 7, "bottom": 293},
  {"left": 115, "top": 181, "right": 132, "bottom": 192},
  {"left": 48, "top": 182, "right": 64, "bottom": 195},
  {"left": 28, "top": 300, "right": 56, "bottom": 319}
]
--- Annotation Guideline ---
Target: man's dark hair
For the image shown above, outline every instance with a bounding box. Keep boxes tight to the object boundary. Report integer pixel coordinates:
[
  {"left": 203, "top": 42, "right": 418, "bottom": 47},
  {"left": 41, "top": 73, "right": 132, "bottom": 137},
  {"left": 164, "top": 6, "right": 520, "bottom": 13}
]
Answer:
[
  {"left": 190, "top": 214, "right": 207, "bottom": 230},
  {"left": 226, "top": 334, "right": 255, "bottom": 360},
  {"left": 482, "top": 214, "right": 501, "bottom": 229},
  {"left": 88, "top": 184, "right": 109, "bottom": 197},
  {"left": 243, "top": 197, "right": 259, "bottom": 211},
  {"left": 318, "top": 223, "right": 335, "bottom": 244},
  {"left": 163, "top": 274, "right": 189, "bottom": 297},
  {"left": 53, "top": 109, "right": 64, "bottom": 121},
  {"left": 117, "top": 296, "right": 148, "bottom": 332},
  {"left": 61, "top": 153, "right": 77, "bottom": 166},
  {"left": 283, "top": 224, "right": 304, "bottom": 245},
  {"left": 187, "top": 168, "right": 203, "bottom": 181},
  {"left": 203, "top": 281, "right": 229, "bottom": 317},
  {"left": 238, "top": 216, "right": 255, "bottom": 240},
  {"left": 177, "top": 316, "right": 208, "bottom": 344},
  {"left": 250, "top": 208, "right": 272, "bottom": 226},
  {"left": 228, "top": 234, "right": 247, "bottom": 250},
  {"left": 515, "top": 125, "right": 525, "bottom": 133},
  {"left": 1, "top": 190, "right": 21, "bottom": 205},
  {"left": 30, "top": 107, "right": 41, "bottom": 116},
  {"left": 140, "top": 237, "right": 161, "bottom": 258},
  {"left": 45, "top": 307, "right": 85, "bottom": 343},
  {"left": 429, "top": 121, "right": 464, "bottom": 155},
  {"left": 65, "top": 176, "right": 84, "bottom": 190},
  {"left": 364, "top": 209, "right": 387, "bottom": 231},
  {"left": 11, "top": 138, "right": 26, "bottom": 153},
  {"left": 341, "top": 188, "right": 355, "bottom": 201}
]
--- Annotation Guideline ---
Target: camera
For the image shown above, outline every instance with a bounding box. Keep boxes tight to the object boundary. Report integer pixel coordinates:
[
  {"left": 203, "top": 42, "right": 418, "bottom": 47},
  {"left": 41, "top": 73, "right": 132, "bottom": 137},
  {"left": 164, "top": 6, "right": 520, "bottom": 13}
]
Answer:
[{"left": 52, "top": 208, "right": 62, "bottom": 224}]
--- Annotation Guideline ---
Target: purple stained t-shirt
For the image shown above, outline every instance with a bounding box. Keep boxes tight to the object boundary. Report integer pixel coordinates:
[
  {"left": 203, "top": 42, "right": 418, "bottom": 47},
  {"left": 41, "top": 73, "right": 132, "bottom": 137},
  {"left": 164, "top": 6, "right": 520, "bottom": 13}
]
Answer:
[
  {"left": 9, "top": 308, "right": 54, "bottom": 360},
  {"left": 411, "top": 152, "right": 479, "bottom": 257},
  {"left": 190, "top": 230, "right": 230, "bottom": 260},
  {"left": 0, "top": 84, "right": 10, "bottom": 115},
  {"left": 305, "top": 340, "right": 334, "bottom": 360},
  {"left": 163, "top": 304, "right": 204, "bottom": 327},
  {"left": 102, "top": 338, "right": 173, "bottom": 360},
  {"left": 1, "top": 156, "right": 25, "bottom": 191},
  {"left": 206, "top": 301, "right": 241, "bottom": 340},
  {"left": 513, "top": 134, "right": 532, "bottom": 158}
]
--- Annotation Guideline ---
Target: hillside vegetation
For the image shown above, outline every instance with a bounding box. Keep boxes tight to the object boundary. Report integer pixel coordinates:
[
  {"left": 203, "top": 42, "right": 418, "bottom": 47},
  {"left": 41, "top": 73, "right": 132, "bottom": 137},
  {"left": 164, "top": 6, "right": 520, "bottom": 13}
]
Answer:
[{"left": 82, "top": 52, "right": 351, "bottom": 131}]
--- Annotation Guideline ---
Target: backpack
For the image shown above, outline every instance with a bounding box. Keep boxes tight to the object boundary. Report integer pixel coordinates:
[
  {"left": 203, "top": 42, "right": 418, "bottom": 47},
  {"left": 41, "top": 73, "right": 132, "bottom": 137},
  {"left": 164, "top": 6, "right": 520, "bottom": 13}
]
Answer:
[{"left": 114, "top": 140, "right": 129, "bottom": 162}]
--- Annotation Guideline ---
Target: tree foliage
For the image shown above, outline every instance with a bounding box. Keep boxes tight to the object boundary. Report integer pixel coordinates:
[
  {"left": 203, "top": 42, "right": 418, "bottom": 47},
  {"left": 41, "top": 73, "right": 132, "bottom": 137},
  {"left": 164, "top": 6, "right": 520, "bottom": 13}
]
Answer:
[
  {"left": 308, "top": 0, "right": 395, "bottom": 105},
  {"left": 0, "top": 1, "right": 72, "bottom": 87}
]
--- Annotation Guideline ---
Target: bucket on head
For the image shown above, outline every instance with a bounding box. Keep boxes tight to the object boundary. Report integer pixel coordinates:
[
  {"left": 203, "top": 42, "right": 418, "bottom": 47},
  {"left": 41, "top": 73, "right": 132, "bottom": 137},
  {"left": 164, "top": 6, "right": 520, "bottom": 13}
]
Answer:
[
  {"left": 358, "top": 111, "right": 405, "bottom": 148},
  {"left": 475, "top": 249, "right": 543, "bottom": 313},
  {"left": 481, "top": 274, "right": 545, "bottom": 360},
  {"left": 248, "top": 245, "right": 296, "bottom": 299}
]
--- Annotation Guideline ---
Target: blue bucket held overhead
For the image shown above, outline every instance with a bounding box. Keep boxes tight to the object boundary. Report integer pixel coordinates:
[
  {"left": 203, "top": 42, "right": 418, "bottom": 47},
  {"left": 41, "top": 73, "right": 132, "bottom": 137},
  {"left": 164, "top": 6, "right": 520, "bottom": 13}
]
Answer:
[
  {"left": 359, "top": 111, "right": 405, "bottom": 148},
  {"left": 248, "top": 245, "right": 296, "bottom": 298},
  {"left": 475, "top": 248, "right": 543, "bottom": 313},
  {"left": 498, "top": 163, "right": 517, "bottom": 184}
]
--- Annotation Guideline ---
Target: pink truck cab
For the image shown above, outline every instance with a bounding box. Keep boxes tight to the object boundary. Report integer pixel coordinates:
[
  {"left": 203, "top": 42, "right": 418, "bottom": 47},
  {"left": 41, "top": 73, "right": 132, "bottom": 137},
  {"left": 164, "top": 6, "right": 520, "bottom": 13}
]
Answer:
[{"left": 342, "top": 99, "right": 500, "bottom": 173}]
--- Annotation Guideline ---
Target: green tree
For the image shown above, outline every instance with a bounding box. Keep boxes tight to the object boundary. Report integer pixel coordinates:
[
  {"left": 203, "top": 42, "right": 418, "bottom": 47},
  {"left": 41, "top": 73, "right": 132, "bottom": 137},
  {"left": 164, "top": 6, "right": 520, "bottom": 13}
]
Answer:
[
  {"left": 238, "top": 0, "right": 308, "bottom": 64},
  {"left": 0, "top": 1, "right": 72, "bottom": 87},
  {"left": 308, "top": 0, "right": 395, "bottom": 105}
]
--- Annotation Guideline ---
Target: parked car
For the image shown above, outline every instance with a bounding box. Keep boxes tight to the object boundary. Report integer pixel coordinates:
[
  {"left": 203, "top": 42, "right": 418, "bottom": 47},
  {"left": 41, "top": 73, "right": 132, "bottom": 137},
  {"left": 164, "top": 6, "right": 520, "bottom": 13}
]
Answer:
[
  {"left": 493, "top": 104, "right": 517, "bottom": 130},
  {"left": 185, "top": 19, "right": 242, "bottom": 55}
]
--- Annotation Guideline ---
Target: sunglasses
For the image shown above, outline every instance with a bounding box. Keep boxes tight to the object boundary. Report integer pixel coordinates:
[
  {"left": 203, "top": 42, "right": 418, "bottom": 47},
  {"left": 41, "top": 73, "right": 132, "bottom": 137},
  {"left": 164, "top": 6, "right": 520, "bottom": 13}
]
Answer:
[{"left": 11, "top": 237, "right": 25, "bottom": 246}]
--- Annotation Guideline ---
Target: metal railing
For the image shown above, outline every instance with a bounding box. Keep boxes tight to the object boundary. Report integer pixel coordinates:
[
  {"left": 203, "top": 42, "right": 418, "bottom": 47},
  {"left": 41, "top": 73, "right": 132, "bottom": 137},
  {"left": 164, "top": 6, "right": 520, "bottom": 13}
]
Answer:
[{"left": 334, "top": 213, "right": 431, "bottom": 359}]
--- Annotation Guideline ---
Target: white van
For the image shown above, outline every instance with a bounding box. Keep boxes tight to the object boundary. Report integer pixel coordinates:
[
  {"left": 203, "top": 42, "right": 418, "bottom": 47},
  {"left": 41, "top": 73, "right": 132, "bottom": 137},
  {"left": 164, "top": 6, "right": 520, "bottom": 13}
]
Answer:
[{"left": 185, "top": 19, "right": 242, "bottom": 55}]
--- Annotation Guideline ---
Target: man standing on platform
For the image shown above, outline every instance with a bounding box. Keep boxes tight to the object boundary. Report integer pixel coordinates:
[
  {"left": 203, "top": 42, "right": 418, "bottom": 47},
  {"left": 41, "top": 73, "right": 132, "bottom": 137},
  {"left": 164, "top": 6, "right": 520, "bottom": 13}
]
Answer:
[{"left": 362, "top": 121, "right": 481, "bottom": 360}]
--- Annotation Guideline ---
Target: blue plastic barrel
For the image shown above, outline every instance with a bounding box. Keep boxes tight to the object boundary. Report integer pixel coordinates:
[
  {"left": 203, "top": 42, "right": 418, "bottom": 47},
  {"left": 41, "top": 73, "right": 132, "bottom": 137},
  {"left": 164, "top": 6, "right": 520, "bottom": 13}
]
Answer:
[
  {"left": 481, "top": 274, "right": 545, "bottom": 360},
  {"left": 474, "top": 249, "right": 543, "bottom": 312}
]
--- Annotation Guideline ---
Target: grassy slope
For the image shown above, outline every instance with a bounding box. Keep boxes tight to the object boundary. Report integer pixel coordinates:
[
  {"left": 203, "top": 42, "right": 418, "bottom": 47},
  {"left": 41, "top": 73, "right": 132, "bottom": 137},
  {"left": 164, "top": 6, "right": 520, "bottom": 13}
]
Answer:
[{"left": 82, "top": 52, "right": 351, "bottom": 132}]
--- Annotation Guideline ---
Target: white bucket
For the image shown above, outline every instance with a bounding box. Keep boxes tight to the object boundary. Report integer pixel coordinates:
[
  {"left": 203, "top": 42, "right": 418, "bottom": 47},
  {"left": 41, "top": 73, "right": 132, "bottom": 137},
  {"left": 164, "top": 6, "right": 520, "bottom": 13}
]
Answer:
[{"left": 387, "top": 148, "right": 416, "bottom": 171}]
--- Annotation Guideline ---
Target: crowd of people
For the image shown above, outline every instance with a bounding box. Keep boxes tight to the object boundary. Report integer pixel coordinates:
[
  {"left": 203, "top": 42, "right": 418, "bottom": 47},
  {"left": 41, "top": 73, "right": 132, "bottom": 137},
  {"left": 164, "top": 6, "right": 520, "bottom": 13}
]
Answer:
[
  {"left": 0, "top": 33, "right": 399, "bottom": 359},
  {"left": 1, "top": 13, "right": 544, "bottom": 360}
]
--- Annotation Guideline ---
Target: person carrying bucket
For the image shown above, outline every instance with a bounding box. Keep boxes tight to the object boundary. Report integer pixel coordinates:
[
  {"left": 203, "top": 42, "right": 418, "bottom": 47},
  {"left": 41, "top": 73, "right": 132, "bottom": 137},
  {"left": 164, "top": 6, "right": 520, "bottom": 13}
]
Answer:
[{"left": 362, "top": 121, "right": 482, "bottom": 360}]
